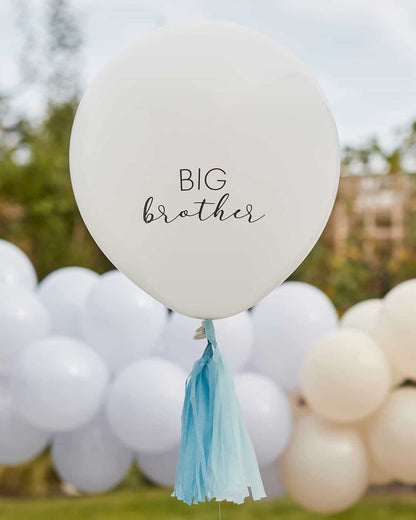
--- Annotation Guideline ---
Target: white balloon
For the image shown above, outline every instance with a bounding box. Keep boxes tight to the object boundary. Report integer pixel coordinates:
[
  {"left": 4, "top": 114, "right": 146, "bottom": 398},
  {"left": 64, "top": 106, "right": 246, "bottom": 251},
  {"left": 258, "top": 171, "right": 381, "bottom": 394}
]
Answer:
[
  {"left": 163, "top": 311, "right": 253, "bottom": 372},
  {"left": 301, "top": 329, "right": 391, "bottom": 423},
  {"left": 70, "top": 21, "right": 339, "bottom": 319},
  {"left": 11, "top": 336, "right": 109, "bottom": 431},
  {"left": 82, "top": 271, "right": 167, "bottom": 372},
  {"left": 0, "top": 239, "right": 37, "bottom": 291},
  {"left": 260, "top": 461, "right": 286, "bottom": 500},
  {"left": 251, "top": 282, "right": 338, "bottom": 390},
  {"left": 281, "top": 414, "right": 368, "bottom": 514},
  {"left": 0, "top": 284, "right": 50, "bottom": 373},
  {"left": 52, "top": 413, "right": 133, "bottom": 493},
  {"left": 373, "top": 279, "right": 416, "bottom": 378},
  {"left": 106, "top": 358, "right": 186, "bottom": 453},
  {"left": 340, "top": 299, "right": 382, "bottom": 336},
  {"left": 367, "top": 387, "right": 416, "bottom": 483},
  {"left": 0, "top": 381, "right": 49, "bottom": 465},
  {"left": 234, "top": 372, "right": 292, "bottom": 467},
  {"left": 38, "top": 267, "right": 99, "bottom": 338},
  {"left": 137, "top": 445, "right": 178, "bottom": 488}
]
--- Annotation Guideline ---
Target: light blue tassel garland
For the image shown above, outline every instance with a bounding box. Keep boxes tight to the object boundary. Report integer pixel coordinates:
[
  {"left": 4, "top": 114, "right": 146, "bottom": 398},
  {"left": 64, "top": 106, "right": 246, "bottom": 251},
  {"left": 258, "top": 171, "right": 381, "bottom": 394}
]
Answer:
[{"left": 172, "top": 319, "right": 265, "bottom": 505}]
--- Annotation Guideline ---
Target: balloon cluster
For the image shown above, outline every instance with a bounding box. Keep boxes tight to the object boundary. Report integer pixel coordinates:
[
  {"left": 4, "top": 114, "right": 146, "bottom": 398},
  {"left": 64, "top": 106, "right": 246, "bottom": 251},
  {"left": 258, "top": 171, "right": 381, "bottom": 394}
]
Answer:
[
  {"left": 1, "top": 238, "right": 414, "bottom": 514},
  {"left": 0, "top": 239, "right": 297, "bottom": 497},
  {"left": 282, "top": 282, "right": 416, "bottom": 514}
]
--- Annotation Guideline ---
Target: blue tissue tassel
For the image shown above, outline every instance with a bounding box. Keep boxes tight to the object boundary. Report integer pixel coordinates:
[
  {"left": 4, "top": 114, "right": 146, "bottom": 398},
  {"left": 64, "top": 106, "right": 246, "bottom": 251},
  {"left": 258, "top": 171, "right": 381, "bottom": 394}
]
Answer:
[{"left": 172, "top": 319, "right": 265, "bottom": 505}]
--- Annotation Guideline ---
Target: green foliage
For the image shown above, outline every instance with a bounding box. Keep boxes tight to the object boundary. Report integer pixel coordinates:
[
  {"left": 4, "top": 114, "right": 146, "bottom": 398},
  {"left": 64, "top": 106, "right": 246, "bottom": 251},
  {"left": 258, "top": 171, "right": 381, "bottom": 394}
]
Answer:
[
  {"left": 0, "top": 0, "right": 111, "bottom": 279},
  {"left": 0, "top": 99, "right": 112, "bottom": 279}
]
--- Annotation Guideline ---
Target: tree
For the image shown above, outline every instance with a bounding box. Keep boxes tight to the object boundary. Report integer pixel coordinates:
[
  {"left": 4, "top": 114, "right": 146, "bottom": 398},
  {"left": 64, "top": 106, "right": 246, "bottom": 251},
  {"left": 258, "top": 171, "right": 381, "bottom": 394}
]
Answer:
[{"left": 0, "top": 0, "right": 111, "bottom": 279}]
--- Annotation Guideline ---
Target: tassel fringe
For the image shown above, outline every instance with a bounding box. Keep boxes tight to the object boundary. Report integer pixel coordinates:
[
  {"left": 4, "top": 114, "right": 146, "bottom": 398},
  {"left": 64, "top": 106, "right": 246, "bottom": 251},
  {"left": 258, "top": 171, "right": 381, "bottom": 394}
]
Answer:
[{"left": 172, "top": 319, "right": 265, "bottom": 505}]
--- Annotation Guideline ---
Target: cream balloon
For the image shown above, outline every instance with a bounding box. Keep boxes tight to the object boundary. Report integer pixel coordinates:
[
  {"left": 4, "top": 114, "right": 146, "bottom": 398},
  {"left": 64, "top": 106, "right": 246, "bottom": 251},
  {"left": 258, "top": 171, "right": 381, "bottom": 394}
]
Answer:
[
  {"left": 287, "top": 390, "right": 310, "bottom": 420},
  {"left": 301, "top": 329, "right": 390, "bottom": 423},
  {"left": 373, "top": 279, "right": 416, "bottom": 378},
  {"left": 281, "top": 414, "right": 368, "bottom": 514},
  {"left": 340, "top": 299, "right": 382, "bottom": 336},
  {"left": 70, "top": 21, "right": 339, "bottom": 319},
  {"left": 368, "top": 457, "right": 393, "bottom": 485},
  {"left": 367, "top": 387, "right": 416, "bottom": 483},
  {"left": 356, "top": 417, "right": 393, "bottom": 486}
]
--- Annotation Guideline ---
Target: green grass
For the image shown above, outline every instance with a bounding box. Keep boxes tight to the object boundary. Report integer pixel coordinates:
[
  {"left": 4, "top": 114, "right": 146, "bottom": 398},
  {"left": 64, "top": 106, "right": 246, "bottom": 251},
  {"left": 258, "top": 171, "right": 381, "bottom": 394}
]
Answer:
[{"left": 0, "top": 489, "right": 415, "bottom": 520}]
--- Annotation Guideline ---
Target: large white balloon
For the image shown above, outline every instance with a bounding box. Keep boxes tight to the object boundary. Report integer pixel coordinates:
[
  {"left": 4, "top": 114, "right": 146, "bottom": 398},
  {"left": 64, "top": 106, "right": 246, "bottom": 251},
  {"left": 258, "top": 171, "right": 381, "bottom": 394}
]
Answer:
[
  {"left": 70, "top": 21, "right": 339, "bottom": 319},
  {"left": 38, "top": 267, "right": 99, "bottom": 338},
  {"left": 301, "top": 329, "right": 390, "bottom": 423},
  {"left": 251, "top": 282, "right": 338, "bottom": 390},
  {"left": 0, "top": 284, "right": 50, "bottom": 373},
  {"left": 163, "top": 311, "right": 253, "bottom": 372},
  {"left": 11, "top": 336, "right": 109, "bottom": 431},
  {"left": 373, "top": 279, "right": 416, "bottom": 378},
  {"left": 281, "top": 414, "right": 368, "bottom": 514},
  {"left": 52, "top": 413, "right": 133, "bottom": 493},
  {"left": 0, "top": 239, "right": 37, "bottom": 291},
  {"left": 106, "top": 358, "right": 186, "bottom": 453},
  {"left": 0, "top": 380, "right": 49, "bottom": 465},
  {"left": 82, "top": 271, "right": 167, "bottom": 372},
  {"left": 340, "top": 299, "right": 382, "bottom": 336},
  {"left": 367, "top": 388, "right": 416, "bottom": 483},
  {"left": 137, "top": 446, "right": 178, "bottom": 488},
  {"left": 234, "top": 372, "right": 292, "bottom": 467}
]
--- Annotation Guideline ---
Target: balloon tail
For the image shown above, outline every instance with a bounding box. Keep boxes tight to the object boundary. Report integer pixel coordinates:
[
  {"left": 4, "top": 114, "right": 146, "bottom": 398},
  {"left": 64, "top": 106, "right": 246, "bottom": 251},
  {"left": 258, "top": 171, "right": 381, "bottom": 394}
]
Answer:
[{"left": 172, "top": 319, "right": 265, "bottom": 505}]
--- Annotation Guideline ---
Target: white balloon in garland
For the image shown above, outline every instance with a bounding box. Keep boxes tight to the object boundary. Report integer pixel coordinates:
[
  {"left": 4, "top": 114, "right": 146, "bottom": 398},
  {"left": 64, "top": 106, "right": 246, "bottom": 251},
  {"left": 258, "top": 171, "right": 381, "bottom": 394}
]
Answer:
[
  {"left": 0, "top": 284, "right": 50, "bottom": 373},
  {"left": 251, "top": 282, "right": 338, "bottom": 390},
  {"left": 163, "top": 311, "right": 253, "bottom": 372},
  {"left": 137, "top": 446, "right": 178, "bottom": 488},
  {"left": 52, "top": 412, "right": 133, "bottom": 493},
  {"left": 0, "top": 239, "right": 37, "bottom": 291},
  {"left": 0, "top": 379, "right": 49, "bottom": 465},
  {"left": 38, "top": 267, "right": 99, "bottom": 338},
  {"left": 234, "top": 372, "right": 292, "bottom": 467},
  {"left": 106, "top": 358, "right": 186, "bottom": 453},
  {"left": 82, "top": 271, "right": 168, "bottom": 372},
  {"left": 11, "top": 336, "right": 109, "bottom": 431}
]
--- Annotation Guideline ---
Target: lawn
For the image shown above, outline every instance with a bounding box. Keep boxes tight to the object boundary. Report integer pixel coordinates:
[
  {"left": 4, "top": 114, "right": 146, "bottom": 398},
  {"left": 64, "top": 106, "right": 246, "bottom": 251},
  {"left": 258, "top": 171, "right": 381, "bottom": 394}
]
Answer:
[{"left": 0, "top": 489, "right": 415, "bottom": 520}]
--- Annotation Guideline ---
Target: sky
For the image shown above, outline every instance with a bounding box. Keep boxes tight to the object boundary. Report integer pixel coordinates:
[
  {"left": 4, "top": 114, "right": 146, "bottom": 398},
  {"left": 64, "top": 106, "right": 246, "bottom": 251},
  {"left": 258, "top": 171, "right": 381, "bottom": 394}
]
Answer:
[{"left": 1, "top": 0, "right": 416, "bottom": 149}]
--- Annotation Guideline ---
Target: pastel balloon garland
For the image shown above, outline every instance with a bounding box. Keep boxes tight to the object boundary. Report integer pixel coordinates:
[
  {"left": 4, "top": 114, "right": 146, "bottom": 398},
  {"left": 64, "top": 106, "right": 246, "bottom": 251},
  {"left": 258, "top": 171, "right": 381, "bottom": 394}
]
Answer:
[{"left": 70, "top": 21, "right": 340, "bottom": 504}]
